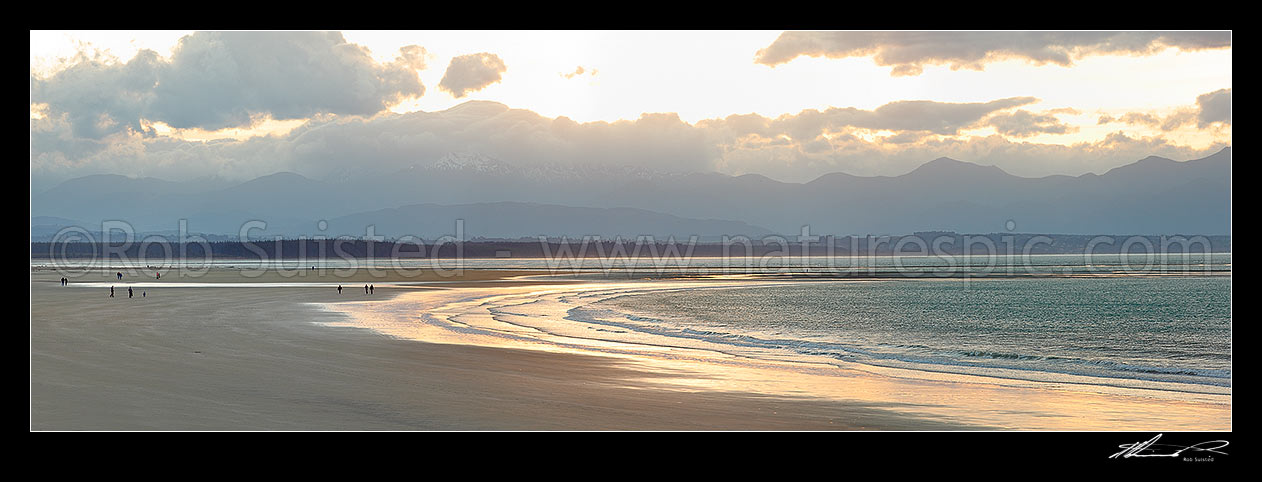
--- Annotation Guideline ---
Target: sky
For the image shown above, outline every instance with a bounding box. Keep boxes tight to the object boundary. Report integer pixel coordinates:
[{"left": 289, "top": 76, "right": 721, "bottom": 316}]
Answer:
[{"left": 30, "top": 30, "right": 1232, "bottom": 188}]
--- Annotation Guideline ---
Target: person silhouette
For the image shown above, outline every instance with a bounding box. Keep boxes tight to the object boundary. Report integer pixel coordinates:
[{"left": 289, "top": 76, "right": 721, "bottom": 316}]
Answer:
[
  {"left": 110, "top": 286, "right": 115, "bottom": 298},
  {"left": 117, "top": 272, "right": 123, "bottom": 281},
  {"left": 128, "top": 287, "right": 133, "bottom": 299},
  {"left": 369, "top": 284, "right": 374, "bottom": 294},
  {"left": 337, "top": 284, "right": 343, "bottom": 294},
  {"left": 364, "top": 284, "right": 369, "bottom": 294}
]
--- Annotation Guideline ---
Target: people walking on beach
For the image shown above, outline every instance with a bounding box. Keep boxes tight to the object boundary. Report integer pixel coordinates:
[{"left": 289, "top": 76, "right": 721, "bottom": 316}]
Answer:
[
  {"left": 128, "top": 287, "right": 133, "bottom": 299},
  {"left": 337, "top": 284, "right": 343, "bottom": 294},
  {"left": 143, "top": 291, "right": 146, "bottom": 298},
  {"left": 117, "top": 272, "right": 123, "bottom": 280},
  {"left": 110, "top": 286, "right": 115, "bottom": 297},
  {"left": 369, "top": 284, "right": 374, "bottom": 294},
  {"left": 60, "top": 277, "right": 67, "bottom": 286},
  {"left": 364, "top": 284, "right": 369, "bottom": 294},
  {"left": 156, "top": 272, "right": 160, "bottom": 280}
]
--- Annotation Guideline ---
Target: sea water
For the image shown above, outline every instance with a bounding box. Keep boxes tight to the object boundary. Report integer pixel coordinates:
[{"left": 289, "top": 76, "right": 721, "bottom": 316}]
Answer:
[
  {"left": 37, "top": 253, "right": 1231, "bottom": 393},
  {"left": 573, "top": 274, "right": 1231, "bottom": 391}
]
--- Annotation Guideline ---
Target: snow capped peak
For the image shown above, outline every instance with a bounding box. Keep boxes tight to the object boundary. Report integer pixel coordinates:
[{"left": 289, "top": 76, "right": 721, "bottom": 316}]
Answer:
[{"left": 428, "top": 152, "right": 512, "bottom": 173}]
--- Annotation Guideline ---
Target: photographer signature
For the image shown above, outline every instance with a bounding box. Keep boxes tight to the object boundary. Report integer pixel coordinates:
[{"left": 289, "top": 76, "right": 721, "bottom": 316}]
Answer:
[{"left": 1110, "top": 434, "right": 1229, "bottom": 459}]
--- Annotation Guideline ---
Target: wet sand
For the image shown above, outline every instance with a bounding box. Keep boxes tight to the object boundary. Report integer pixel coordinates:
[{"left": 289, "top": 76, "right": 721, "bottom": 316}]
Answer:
[
  {"left": 31, "top": 268, "right": 976, "bottom": 430},
  {"left": 30, "top": 267, "right": 1230, "bottom": 430}
]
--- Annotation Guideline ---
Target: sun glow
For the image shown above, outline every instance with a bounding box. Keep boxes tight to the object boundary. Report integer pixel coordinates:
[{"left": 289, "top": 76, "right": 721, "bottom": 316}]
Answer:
[
  {"left": 146, "top": 117, "right": 309, "bottom": 142},
  {"left": 30, "top": 30, "right": 1230, "bottom": 181}
]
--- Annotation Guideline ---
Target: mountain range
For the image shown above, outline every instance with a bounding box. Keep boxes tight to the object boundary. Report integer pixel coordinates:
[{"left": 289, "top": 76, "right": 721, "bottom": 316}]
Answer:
[{"left": 29, "top": 147, "right": 1232, "bottom": 239}]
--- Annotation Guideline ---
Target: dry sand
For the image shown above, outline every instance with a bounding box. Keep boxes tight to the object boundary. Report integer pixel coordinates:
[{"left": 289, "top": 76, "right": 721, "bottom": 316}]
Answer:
[{"left": 30, "top": 267, "right": 1230, "bottom": 431}]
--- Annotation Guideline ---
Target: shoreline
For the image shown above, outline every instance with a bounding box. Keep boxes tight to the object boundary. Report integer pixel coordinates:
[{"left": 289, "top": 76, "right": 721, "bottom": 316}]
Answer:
[
  {"left": 30, "top": 268, "right": 1231, "bottom": 430},
  {"left": 315, "top": 277, "right": 1231, "bottom": 430}
]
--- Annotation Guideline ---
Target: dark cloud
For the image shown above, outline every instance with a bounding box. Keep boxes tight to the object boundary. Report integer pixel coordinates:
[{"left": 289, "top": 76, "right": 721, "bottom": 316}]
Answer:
[
  {"left": 755, "top": 31, "right": 1231, "bottom": 76},
  {"left": 1196, "top": 88, "right": 1231, "bottom": 127},
  {"left": 31, "top": 31, "right": 426, "bottom": 136},
  {"left": 986, "top": 110, "right": 1076, "bottom": 137},
  {"left": 856, "top": 97, "right": 1037, "bottom": 134},
  {"left": 55, "top": 101, "right": 711, "bottom": 183},
  {"left": 439, "top": 53, "right": 507, "bottom": 98},
  {"left": 1160, "top": 110, "right": 1198, "bottom": 131},
  {"left": 149, "top": 32, "right": 424, "bottom": 130},
  {"left": 29, "top": 49, "right": 163, "bottom": 139}
]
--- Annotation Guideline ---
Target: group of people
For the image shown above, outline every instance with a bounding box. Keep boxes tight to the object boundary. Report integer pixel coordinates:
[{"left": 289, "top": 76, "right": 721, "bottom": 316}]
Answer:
[
  {"left": 336, "top": 284, "right": 375, "bottom": 294},
  {"left": 64, "top": 271, "right": 384, "bottom": 300},
  {"left": 106, "top": 285, "right": 144, "bottom": 298},
  {"left": 59, "top": 271, "right": 157, "bottom": 299},
  {"left": 110, "top": 271, "right": 160, "bottom": 280}
]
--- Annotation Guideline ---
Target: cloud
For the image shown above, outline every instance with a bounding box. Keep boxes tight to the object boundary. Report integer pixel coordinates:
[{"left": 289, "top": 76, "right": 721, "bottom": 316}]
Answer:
[
  {"left": 29, "top": 49, "right": 164, "bottom": 140},
  {"left": 702, "top": 97, "right": 1036, "bottom": 139},
  {"left": 1046, "top": 107, "right": 1081, "bottom": 115},
  {"left": 33, "top": 95, "right": 1230, "bottom": 191},
  {"left": 710, "top": 128, "right": 1227, "bottom": 182},
  {"left": 561, "top": 66, "right": 598, "bottom": 79},
  {"left": 1098, "top": 112, "right": 1160, "bottom": 126},
  {"left": 882, "top": 131, "right": 929, "bottom": 145},
  {"left": 694, "top": 100, "right": 1227, "bottom": 180},
  {"left": 395, "top": 45, "right": 430, "bottom": 71},
  {"left": 985, "top": 110, "right": 1076, "bottom": 137},
  {"left": 31, "top": 100, "right": 723, "bottom": 185},
  {"left": 30, "top": 31, "right": 426, "bottom": 137},
  {"left": 439, "top": 53, "right": 507, "bottom": 98},
  {"left": 755, "top": 31, "right": 1231, "bottom": 76},
  {"left": 1097, "top": 89, "right": 1232, "bottom": 131},
  {"left": 1196, "top": 88, "right": 1231, "bottom": 127},
  {"left": 855, "top": 97, "right": 1037, "bottom": 134}
]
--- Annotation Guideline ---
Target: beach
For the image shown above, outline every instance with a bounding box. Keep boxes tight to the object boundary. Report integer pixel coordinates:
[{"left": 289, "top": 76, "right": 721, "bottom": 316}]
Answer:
[{"left": 30, "top": 265, "right": 1231, "bottom": 431}]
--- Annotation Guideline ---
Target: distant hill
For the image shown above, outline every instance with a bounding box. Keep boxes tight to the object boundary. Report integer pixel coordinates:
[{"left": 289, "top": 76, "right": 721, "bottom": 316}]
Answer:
[
  {"left": 30, "top": 216, "right": 83, "bottom": 241},
  {"left": 317, "top": 202, "right": 773, "bottom": 239},
  {"left": 30, "top": 148, "right": 1231, "bottom": 238}
]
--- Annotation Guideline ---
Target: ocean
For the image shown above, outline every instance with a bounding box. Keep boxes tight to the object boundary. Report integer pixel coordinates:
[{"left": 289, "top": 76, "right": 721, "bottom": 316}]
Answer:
[
  {"left": 574, "top": 275, "right": 1231, "bottom": 392},
  {"left": 36, "top": 253, "right": 1232, "bottom": 396}
]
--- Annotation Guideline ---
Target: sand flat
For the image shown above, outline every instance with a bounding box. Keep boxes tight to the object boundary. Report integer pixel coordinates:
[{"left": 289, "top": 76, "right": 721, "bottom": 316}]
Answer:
[{"left": 30, "top": 267, "right": 1230, "bottom": 430}]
